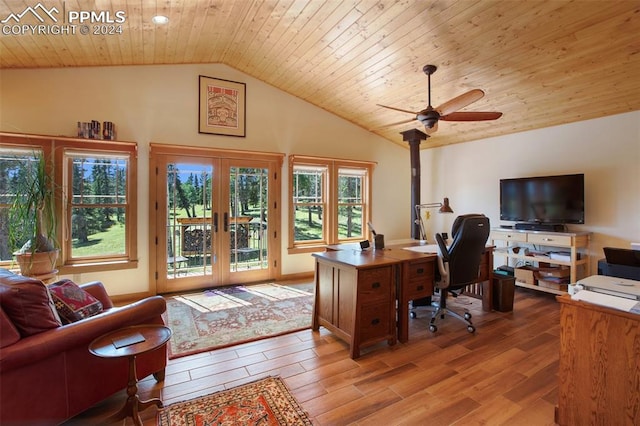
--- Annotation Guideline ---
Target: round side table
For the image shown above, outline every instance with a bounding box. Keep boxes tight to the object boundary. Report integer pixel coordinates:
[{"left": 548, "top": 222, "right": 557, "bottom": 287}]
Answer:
[{"left": 89, "top": 324, "right": 172, "bottom": 426}]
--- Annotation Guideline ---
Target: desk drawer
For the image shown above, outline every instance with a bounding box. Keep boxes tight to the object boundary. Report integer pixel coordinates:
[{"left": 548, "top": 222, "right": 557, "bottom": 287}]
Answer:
[
  {"left": 491, "top": 230, "right": 527, "bottom": 242},
  {"left": 359, "top": 301, "right": 392, "bottom": 343},
  {"left": 405, "top": 279, "right": 433, "bottom": 300},
  {"left": 358, "top": 266, "right": 392, "bottom": 302},
  {"left": 407, "top": 260, "right": 434, "bottom": 281},
  {"left": 527, "top": 233, "right": 572, "bottom": 246}
]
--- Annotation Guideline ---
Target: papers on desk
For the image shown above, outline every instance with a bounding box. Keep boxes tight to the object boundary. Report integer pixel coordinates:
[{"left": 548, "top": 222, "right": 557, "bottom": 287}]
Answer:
[
  {"left": 572, "top": 290, "right": 640, "bottom": 314},
  {"left": 402, "top": 244, "right": 439, "bottom": 254}
]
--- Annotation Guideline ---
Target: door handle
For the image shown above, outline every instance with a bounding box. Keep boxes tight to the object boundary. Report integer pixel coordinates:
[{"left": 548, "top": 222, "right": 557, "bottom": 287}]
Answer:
[
  {"left": 223, "top": 212, "right": 229, "bottom": 232},
  {"left": 213, "top": 212, "right": 218, "bottom": 232}
]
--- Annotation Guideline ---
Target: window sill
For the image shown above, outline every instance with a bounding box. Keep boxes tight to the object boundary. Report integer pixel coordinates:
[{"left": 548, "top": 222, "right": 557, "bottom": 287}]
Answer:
[
  {"left": 287, "top": 245, "right": 329, "bottom": 255},
  {"left": 59, "top": 259, "right": 138, "bottom": 274}
]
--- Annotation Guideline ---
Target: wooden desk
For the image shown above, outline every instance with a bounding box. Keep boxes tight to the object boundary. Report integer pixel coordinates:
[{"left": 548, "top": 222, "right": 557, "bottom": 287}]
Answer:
[
  {"left": 555, "top": 295, "right": 640, "bottom": 425},
  {"left": 312, "top": 250, "right": 402, "bottom": 358},
  {"left": 314, "top": 244, "right": 438, "bottom": 356},
  {"left": 319, "top": 242, "right": 494, "bottom": 352}
]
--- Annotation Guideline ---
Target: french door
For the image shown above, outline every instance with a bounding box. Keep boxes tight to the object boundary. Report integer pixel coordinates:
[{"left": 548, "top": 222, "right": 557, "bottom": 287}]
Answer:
[{"left": 150, "top": 145, "right": 282, "bottom": 294}]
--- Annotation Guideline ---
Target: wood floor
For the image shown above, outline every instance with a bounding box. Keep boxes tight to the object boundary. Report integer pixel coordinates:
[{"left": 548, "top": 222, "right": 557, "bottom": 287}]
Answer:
[{"left": 65, "top": 286, "right": 561, "bottom": 425}]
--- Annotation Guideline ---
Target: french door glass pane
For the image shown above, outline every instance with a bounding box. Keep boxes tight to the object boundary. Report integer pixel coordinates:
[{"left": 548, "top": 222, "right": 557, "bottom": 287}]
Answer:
[
  {"left": 166, "top": 163, "right": 213, "bottom": 279},
  {"left": 229, "top": 167, "right": 269, "bottom": 272}
]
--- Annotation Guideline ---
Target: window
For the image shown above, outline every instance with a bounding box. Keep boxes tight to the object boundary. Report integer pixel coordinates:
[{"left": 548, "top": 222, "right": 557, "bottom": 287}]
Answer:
[
  {"left": 0, "top": 133, "right": 137, "bottom": 272},
  {"left": 0, "top": 147, "right": 45, "bottom": 261},
  {"left": 289, "top": 155, "right": 374, "bottom": 252},
  {"left": 337, "top": 168, "right": 366, "bottom": 240},
  {"left": 64, "top": 151, "right": 133, "bottom": 265},
  {"left": 291, "top": 164, "right": 327, "bottom": 244}
]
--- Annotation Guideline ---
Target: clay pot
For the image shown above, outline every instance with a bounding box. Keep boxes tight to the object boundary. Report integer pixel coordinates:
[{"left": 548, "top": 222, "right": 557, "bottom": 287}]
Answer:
[{"left": 15, "top": 249, "right": 59, "bottom": 277}]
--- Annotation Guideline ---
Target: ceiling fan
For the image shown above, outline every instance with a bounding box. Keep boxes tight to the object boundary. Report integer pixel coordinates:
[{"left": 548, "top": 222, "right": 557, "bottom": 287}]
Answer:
[{"left": 376, "top": 64, "right": 502, "bottom": 133}]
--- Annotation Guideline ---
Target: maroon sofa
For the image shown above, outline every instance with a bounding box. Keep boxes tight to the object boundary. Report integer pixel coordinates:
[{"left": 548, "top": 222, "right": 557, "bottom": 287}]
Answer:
[{"left": 0, "top": 269, "right": 168, "bottom": 425}]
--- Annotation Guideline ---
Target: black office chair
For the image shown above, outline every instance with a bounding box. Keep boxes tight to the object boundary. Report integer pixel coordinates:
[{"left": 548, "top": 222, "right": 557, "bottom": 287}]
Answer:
[{"left": 425, "top": 214, "right": 490, "bottom": 333}]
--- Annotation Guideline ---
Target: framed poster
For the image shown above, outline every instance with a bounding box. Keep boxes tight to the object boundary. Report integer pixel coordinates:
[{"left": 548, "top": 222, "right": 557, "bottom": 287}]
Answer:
[{"left": 199, "top": 75, "right": 246, "bottom": 137}]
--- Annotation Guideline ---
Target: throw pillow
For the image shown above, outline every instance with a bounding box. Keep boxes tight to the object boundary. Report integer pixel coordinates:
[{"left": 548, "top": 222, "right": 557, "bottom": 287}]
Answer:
[
  {"left": 48, "top": 279, "right": 103, "bottom": 324},
  {"left": 0, "top": 270, "right": 62, "bottom": 337}
]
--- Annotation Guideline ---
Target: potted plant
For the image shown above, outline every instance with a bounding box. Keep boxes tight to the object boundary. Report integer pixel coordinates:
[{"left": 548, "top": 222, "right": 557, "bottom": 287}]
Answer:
[{"left": 8, "top": 150, "right": 59, "bottom": 277}]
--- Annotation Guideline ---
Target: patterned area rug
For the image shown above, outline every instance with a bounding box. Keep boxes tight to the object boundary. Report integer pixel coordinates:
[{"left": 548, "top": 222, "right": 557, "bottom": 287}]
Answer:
[
  {"left": 157, "top": 376, "right": 312, "bottom": 425},
  {"left": 164, "top": 283, "right": 314, "bottom": 358}
]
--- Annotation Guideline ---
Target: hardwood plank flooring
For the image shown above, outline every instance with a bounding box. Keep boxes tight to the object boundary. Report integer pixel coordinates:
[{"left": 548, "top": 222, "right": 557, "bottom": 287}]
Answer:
[{"left": 64, "top": 286, "right": 560, "bottom": 425}]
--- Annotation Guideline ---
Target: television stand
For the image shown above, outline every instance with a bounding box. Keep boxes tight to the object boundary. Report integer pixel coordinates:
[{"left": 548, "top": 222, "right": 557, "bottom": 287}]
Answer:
[
  {"left": 514, "top": 222, "right": 567, "bottom": 232},
  {"left": 490, "top": 228, "right": 591, "bottom": 294}
]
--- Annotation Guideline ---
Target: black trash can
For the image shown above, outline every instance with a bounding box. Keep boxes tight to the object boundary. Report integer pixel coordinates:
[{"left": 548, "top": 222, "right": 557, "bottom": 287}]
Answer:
[{"left": 492, "top": 275, "right": 515, "bottom": 312}]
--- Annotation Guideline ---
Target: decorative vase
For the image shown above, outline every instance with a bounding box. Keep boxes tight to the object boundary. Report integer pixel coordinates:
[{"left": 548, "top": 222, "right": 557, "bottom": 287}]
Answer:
[{"left": 15, "top": 249, "right": 59, "bottom": 277}]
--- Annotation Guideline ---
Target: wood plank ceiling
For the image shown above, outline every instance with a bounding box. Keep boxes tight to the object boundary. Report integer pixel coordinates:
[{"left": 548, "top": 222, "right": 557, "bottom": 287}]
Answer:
[{"left": 1, "top": 0, "right": 639, "bottom": 149}]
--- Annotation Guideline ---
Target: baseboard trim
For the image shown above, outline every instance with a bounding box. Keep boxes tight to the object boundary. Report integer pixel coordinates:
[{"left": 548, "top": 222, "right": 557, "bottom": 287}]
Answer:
[{"left": 276, "top": 271, "right": 314, "bottom": 283}]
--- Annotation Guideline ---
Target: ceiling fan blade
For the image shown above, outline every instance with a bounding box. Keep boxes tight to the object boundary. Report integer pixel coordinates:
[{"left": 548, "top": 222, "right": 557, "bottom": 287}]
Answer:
[
  {"left": 435, "top": 89, "right": 485, "bottom": 116},
  {"left": 376, "top": 104, "right": 418, "bottom": 115},
  {"left": 371, "top": 117, "right": 417, "bottom": 130},
  {"left": 440, "top": 111, "right": 503, "bottom": 121}
]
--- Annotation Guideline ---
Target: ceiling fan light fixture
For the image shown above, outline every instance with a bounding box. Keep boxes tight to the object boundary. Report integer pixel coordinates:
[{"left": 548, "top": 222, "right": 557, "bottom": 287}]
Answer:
[
  {"left": 152, "top": 15, "right": 169, "bottom": 25},
  {"left": 423, "top": 119, "right": 438, "bottom": 129},
  {"left": 417, "top": 110, "right": 439, "bottom": 129}
]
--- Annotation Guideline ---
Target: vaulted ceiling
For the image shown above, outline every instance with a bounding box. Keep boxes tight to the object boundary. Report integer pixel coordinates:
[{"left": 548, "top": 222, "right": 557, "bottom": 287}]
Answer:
[{"left": 1, "top": 1, "right": 639, "bottom": 149}]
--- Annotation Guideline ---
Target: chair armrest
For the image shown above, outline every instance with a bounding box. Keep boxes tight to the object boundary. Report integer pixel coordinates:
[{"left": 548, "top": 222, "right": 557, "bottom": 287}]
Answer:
[
  {"left": 435, "top": 233, "right": 449, "bottom": 261},
  {"left": 79, "top": 281, "right": 114, "bottom": 309},
  {"left": 0, "top": 296, "right": 166, "bottom": 372}
]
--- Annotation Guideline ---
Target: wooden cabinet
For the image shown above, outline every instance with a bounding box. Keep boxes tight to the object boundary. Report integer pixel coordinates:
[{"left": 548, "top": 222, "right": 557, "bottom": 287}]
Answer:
[
  {"left": 312, "top": 251, "right": 398, "bottom": 359},
  {"left": 556, "top": 295, "right": 640, "bottom": 425},
  {"left": 491, "top": 229, "right": 590, "bottom": 294}
]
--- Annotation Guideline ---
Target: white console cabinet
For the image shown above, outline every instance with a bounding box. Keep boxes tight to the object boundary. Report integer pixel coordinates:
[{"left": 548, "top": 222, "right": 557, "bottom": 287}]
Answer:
[{"left": 490, "top": 228, "right": 591, "bottom": 295}]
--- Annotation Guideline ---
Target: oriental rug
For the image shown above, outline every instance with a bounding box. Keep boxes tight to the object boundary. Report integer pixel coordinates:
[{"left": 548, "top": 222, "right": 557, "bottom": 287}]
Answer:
[
  {"left": 164, "top": 283, "right": 314, "bottom": 359},
  {"left": 157, "top": 376, "right": 313, "bottom": 426}
]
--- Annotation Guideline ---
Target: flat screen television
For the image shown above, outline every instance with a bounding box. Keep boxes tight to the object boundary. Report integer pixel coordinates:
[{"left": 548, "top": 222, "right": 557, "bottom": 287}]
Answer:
[{"left": 500, "top": 173, "right": 585, "bottom": 224}]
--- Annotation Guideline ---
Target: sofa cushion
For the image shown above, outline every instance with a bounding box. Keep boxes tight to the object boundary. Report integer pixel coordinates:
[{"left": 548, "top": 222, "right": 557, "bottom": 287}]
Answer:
[
  {"left": 0, "top": 307, "right": 21, "bottom": 347},
  {"left": 49, "top": 279, "right": 103, "bottom": 324},
  {"left": 0, "top": 272, "right": 62, "bottom": 337}
]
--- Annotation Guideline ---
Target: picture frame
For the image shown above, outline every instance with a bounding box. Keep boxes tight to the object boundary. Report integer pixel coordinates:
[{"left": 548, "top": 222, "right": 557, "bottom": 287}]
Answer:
[{"left": 199, "top": 75, "right": 246, "bottom": 137}]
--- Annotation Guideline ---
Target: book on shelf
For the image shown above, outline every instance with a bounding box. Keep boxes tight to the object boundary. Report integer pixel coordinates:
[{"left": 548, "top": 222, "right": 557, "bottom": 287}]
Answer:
[{"left": 549, "top": 251, "right": 578, "bottom": 262}]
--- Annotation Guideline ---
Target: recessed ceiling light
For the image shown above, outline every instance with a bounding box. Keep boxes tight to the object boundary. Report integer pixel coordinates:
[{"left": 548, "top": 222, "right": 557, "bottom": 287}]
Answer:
[{"left": 152, "top": 15, "right": 169, "bottom": 25}]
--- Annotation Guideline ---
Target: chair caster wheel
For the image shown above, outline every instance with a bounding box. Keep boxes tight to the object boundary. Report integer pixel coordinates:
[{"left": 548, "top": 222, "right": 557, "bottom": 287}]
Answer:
[
  {"left": 467, "top": 325, "right": 475, "bottom": 333},
  {"left": 410, "top": 311, "right": 416, "bottom": 319},
  {"left": 429, "top": 324, "right": 437, "bottom": 332},
  {"left": 464, "top": 312, "right": 472, "bottom": 320}
]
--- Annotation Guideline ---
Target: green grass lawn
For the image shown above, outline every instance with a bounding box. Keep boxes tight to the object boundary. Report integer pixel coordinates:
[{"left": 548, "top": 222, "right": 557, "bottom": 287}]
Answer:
[
  {"left": 72, "top": 223, "right": 126, "bottom": 257},
  {"left": 71, "top": 205, "right": 363, "bottom": 258}
]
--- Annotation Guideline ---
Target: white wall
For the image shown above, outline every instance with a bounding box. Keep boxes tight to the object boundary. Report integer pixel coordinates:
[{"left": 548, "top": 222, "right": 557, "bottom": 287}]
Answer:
[
  {"left": 420, "top": 111, "right": 640, "bottom": 273},
  {"left": 1, "top": 64, "right": 638, "bottom": 294},
  {"left": 0, "top": 64, "right": 410, "bottom": 295}
]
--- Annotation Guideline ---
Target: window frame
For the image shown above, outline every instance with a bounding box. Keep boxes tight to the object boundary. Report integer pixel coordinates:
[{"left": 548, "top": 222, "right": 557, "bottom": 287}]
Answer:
[
  {"left": 288, "top": 155, "right": 374, "bottom": 253},
  {"left": 0, "top": 132, "right": 138, "bottom": 273}
]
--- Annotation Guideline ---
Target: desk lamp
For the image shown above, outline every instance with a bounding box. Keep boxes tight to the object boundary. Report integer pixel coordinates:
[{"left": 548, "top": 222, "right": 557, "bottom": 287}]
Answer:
[{"left": 414, "top": 197, "right": 454, "bottom": 241}]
